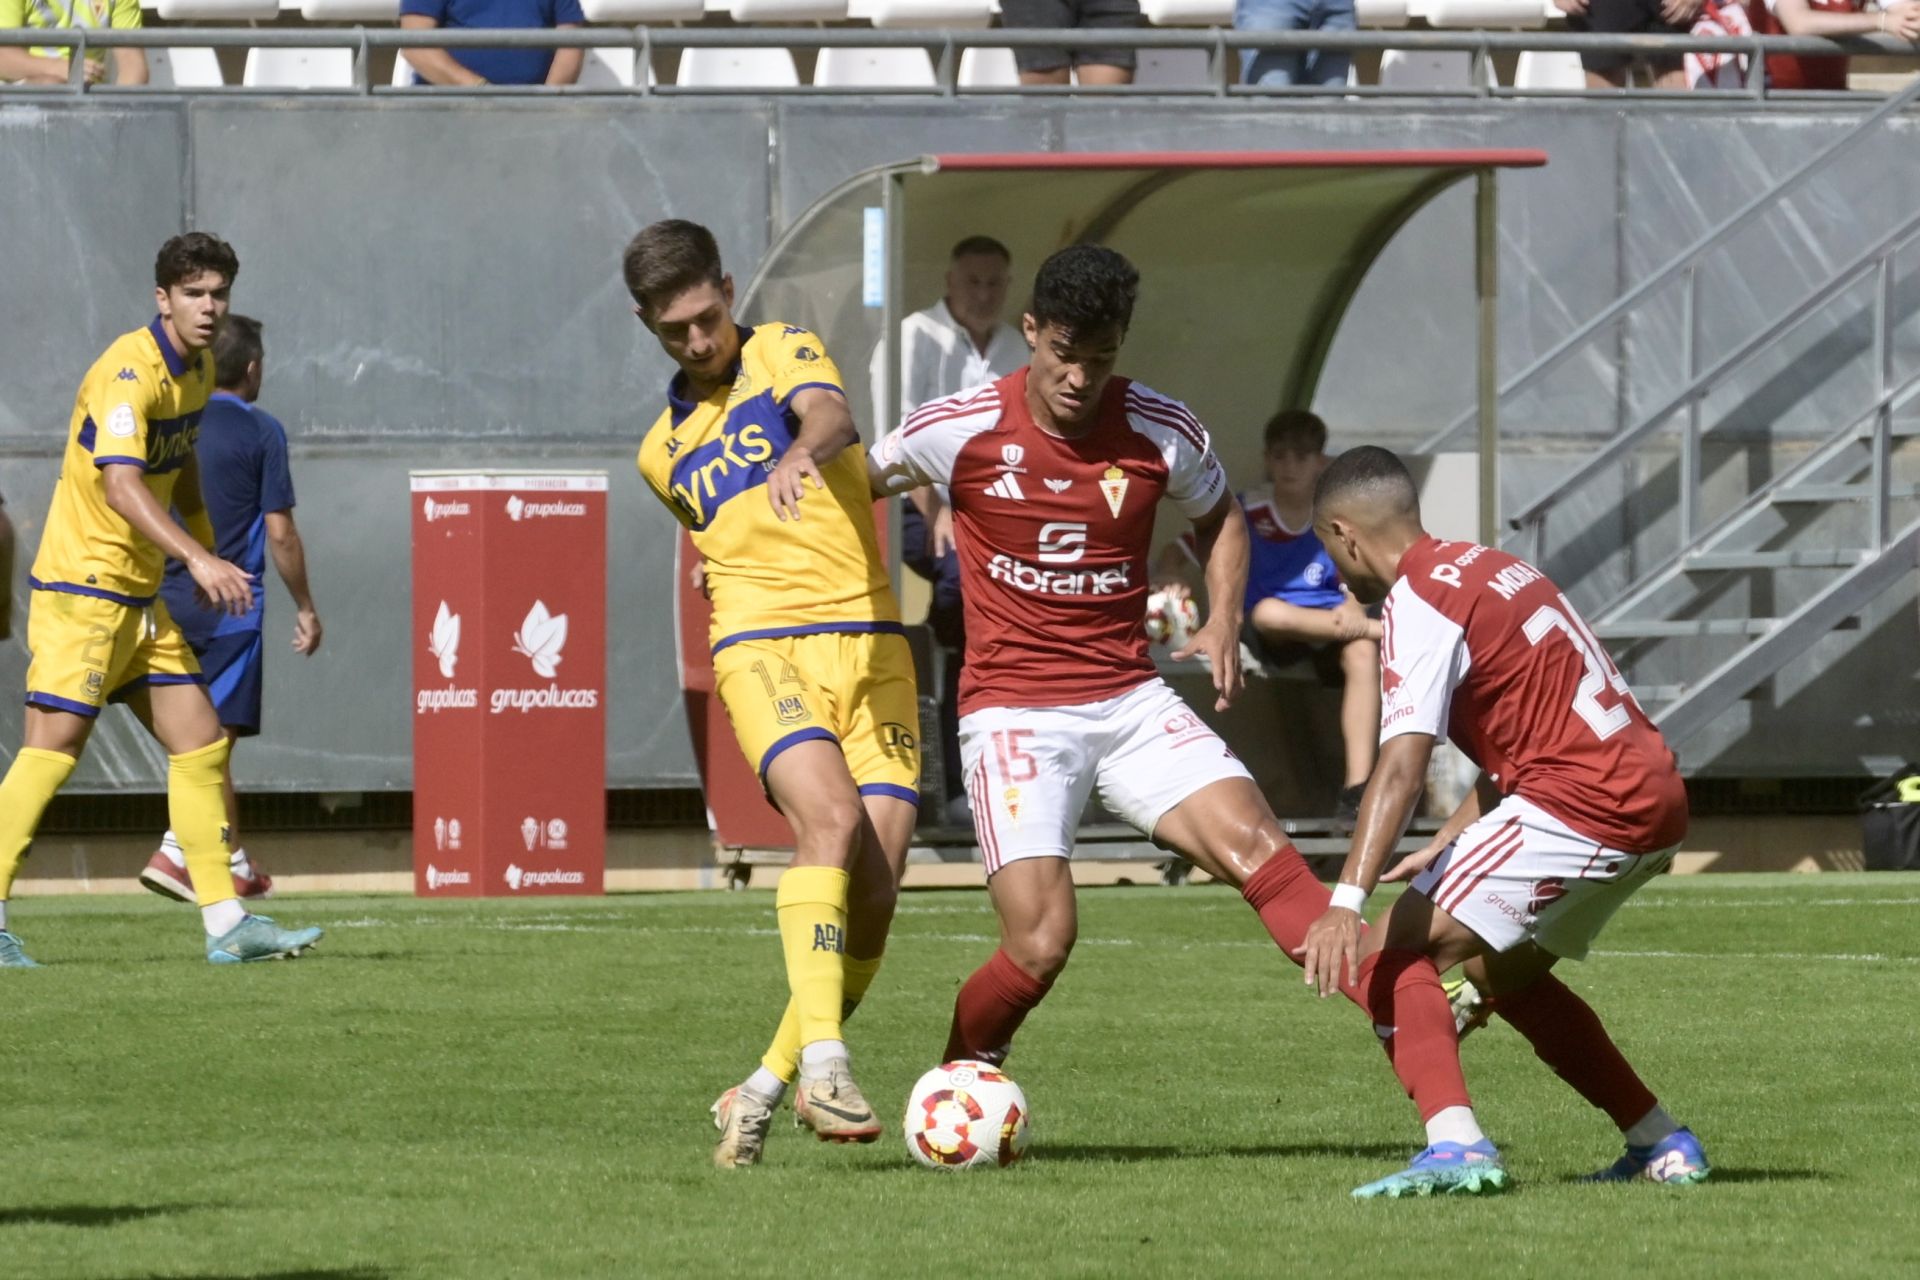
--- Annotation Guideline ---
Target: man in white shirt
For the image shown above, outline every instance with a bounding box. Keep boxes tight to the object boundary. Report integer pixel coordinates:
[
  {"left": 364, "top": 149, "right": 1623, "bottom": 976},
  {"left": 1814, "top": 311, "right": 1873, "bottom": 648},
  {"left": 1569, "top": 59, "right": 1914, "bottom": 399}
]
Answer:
[{"left": 871, "top": 236, "right": 1025, "bottom": 823}]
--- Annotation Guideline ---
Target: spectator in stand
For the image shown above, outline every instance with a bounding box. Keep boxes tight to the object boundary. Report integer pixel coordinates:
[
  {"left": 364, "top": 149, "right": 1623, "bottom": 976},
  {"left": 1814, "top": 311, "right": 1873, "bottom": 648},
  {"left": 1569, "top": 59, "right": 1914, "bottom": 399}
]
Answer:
[
  {"left": 1157, "top": 410, "right": 1381, "bottom": 829},
  {"left": 1554, "top": 0, "right": 1703, "bottom": 88},
  {"left": 1235, "top": 0, "right": 1357, "bottom": 88},
  {"left": 998, "top": 0, "right": 1144, "bottom": 86},
  {"left": 1749, "top": 0, "right": 1920, "bottom": 90},
  {"left": 875, "top": 237, "right": 1025, "bottom": 824},
  {"left": 399, "top": 0, "right": 585, "bottom": 87},
  {"left": 0, "top": 0, "right": 147, "bottom": 86}
]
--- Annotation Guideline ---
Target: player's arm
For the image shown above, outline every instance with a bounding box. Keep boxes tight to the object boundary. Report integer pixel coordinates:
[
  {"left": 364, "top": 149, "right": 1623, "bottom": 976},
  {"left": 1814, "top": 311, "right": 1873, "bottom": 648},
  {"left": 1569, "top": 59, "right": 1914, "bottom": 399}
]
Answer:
[
  {"left": 1171, "top": 491, "right": 1248, "bottom": 711},
  {"left": 1249, "top": 593, "right": 1380, "bottom": 644},
  {"left": 266, "top": 510, "right": 322, "bottom": 655},
  {"left": 1381, "top": 770, "right": 1501, "bottom": 883},
  {"left": 767, "top": 387, "right": 857, "bottom": 523},
  {"left": 1773, "top": 0, "right": 1917, "bottom": 37},
  {"left": 397, "top": 13, "right": 487, "bottom": 86},
  {"left": 101, "top": 463, "right": 252, "bottom": 616}
]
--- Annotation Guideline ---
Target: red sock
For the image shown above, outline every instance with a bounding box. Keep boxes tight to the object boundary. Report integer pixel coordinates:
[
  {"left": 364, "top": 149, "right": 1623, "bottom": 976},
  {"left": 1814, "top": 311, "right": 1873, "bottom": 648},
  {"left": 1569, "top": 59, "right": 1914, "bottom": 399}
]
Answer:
[
  {"left": 1492, "top": 973, "right": 1657, "bottom": 1129},
  {"left": 943, "top": 948, "right": 1052, "bottom": 1066},
  {"left": 1240, "top": 848, "right": 1364, "bottom": 1008},
  {"left": 1356, "top": 949, "right": 1474, "bottom": 1122}
]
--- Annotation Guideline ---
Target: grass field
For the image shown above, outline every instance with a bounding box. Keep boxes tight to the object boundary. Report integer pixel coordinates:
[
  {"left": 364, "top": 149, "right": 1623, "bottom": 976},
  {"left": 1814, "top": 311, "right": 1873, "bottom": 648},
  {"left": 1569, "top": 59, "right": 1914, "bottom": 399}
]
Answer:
[{"left": 5, "top": 872, "right": 1918, "bottom": 1279}]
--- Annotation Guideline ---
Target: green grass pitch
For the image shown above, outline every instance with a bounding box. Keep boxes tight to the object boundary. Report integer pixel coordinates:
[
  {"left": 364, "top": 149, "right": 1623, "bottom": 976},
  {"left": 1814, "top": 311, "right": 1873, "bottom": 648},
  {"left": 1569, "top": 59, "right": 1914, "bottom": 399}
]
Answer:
[{"left": 4, "top": 872, "right": 1917, "bottom": 1278}]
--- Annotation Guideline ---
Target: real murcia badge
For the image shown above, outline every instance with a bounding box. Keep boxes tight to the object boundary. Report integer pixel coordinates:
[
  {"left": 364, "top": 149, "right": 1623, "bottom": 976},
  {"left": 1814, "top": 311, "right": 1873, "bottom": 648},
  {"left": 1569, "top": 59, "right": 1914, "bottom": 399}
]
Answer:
[
  {"left": 1003, "top": 786, "right": 1022, "bottom": 824},
  {"left": 1099, "top": 465, "right": 1129, "bottom": 518}
]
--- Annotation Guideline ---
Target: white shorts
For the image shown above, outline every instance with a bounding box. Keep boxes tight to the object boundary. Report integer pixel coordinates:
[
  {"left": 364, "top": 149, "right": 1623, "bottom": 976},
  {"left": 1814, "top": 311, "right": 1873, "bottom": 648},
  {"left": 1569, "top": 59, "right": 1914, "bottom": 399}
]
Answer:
[
  {"left": 1411, "top": 793, "right": 1675, "bottom": 961},
  {"left": 958, "top": 677, "right": 1254, "bottom": 876}
]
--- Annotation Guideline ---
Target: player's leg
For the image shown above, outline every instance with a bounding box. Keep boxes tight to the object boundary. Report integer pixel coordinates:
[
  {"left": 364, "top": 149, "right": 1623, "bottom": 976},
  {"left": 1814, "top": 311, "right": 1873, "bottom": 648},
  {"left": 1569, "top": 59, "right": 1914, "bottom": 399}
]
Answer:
[
  {"left": 941, "top": 702, "right": 1090, "bottom": 1065},
  {"left": 0, "top": 709, "right": 93, "bottom": 967},
  {"left": 146, "top": 631, "right": 270, "bottom": 902}
]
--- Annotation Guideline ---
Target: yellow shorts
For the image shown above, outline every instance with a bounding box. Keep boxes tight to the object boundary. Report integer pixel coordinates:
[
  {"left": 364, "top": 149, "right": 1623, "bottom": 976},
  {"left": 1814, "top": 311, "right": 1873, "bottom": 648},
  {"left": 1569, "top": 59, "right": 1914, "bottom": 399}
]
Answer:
[
  {"left": 712, "top": 629, "right": 921, "bottom": 805},
  {"left": 25, "top": 588, "right": 201, "bottom": 718}
]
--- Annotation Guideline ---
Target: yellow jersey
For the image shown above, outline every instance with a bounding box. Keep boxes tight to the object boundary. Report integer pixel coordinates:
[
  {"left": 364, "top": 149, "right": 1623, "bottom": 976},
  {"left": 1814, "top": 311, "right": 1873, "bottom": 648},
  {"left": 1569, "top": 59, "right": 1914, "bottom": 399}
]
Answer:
[
  {"left": 637, "top": 322, "right": 899, "bottom": 652},
  {"left": 30, "top": 317, "right": 214, "bottom": 606}
]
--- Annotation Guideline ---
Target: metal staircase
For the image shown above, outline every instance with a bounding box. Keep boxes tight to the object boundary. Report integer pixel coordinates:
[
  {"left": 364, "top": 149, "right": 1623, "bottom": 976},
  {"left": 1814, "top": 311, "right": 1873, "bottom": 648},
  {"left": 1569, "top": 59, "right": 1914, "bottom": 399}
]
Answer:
[{"left": 1417, "top": 82, "right": 1920, "bottom": 765}]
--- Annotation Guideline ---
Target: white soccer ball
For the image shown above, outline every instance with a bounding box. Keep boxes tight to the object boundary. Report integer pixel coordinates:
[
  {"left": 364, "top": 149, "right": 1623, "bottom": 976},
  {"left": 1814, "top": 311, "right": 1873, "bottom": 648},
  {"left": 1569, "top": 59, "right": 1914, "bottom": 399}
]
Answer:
[
  {"left": 1144, "top": 588, "right": 1201, "bottom": 649},
  {"left": 904, "top": 1060, "right": 1031, "bottom": 1170}
]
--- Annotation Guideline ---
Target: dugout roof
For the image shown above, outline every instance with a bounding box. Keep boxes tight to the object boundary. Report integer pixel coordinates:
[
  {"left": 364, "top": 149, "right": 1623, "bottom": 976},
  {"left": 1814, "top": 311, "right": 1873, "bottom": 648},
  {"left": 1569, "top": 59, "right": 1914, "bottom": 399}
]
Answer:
[{"left": 743, "top": 148, "right": 1547, "bottom": 532}]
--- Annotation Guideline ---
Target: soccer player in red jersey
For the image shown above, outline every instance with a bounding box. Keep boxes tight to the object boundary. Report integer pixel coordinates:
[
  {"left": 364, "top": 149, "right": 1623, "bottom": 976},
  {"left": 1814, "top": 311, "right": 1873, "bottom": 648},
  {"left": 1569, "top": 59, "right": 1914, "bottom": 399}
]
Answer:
[
  {"left": 1300, "top": 445, "right": 1710, "bottom": 1197},
  {"left": 869, "top": 245, "right": 1356, "bottom": 1076}
]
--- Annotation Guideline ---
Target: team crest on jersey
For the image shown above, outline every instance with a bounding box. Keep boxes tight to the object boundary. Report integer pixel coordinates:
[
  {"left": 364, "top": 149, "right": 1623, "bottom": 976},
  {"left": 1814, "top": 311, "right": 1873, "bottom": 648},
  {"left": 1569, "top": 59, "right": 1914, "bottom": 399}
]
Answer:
[
  {"left": 775, "top": 695, "right": 809, "bottom": 725},
  {"left": 1098, "top": 465, "right": 1129, "bottom": 518},
  {"left": 83, "top": 671, "right": 104, "bottom": 699},
  {"left": 1002, "top": 444, "right": 1024, "bottom": 469}
]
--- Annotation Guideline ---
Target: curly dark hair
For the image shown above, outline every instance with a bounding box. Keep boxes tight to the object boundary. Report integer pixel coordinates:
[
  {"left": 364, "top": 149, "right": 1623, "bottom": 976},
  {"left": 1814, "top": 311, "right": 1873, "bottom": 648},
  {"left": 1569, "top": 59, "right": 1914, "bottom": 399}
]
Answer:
[
  {"left": 624, "top": 220, "right": 725, "bottom": 315},
  {"left": 1313, "top": 445, "right": 1420, "bottom": 520},
  {"left": 1029, "top": 244, "right": 1139, "bottom": 339},
  {"left": 155, "top": 232, "right": 239, "bottom": 290}
]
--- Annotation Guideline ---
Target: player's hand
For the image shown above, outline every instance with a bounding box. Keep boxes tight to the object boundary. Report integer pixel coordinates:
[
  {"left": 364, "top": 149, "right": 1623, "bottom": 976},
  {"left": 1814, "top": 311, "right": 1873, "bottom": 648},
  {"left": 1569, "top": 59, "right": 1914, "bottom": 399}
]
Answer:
[
  {"left": 1381, "top": 838, "right": 1447, "bottom": 884},
  {"left": 689, "top": 559, "right": 711, "bottom": 600},
  {"left": 1659, "top": 0, "right": 1703, "bottom": 25},
  {"left": 768, "top": 446, "right": 825, "bottom": 522},
  {"left": 931, "top": 504, "right": 956, "bottom": 559},
  {"left": 1174, "top": 612, "right": 1242, "bottom": 711},
  {"left": 1891, "top": 1, "right": 1920, "bottom": 40},
  {"left": 1297, "top": 906, "right": 1364, "bottom": 999},
  {"left": 1330, "top": 586, "right": 1373, "bottom": 642},
  {"left": 188, "top": 553, "right": 253, "bottom": 617},
  {"left": 292, "top": 608, "right": 323, "bottom": 656}
]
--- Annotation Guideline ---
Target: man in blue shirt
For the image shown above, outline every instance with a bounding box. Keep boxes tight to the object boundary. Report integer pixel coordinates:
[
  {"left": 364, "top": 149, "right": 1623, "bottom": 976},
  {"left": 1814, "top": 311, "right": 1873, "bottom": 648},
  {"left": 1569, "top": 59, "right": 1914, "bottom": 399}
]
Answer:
[
  {"left": 1161, "top": 410, "right": 1380, "bottom": 827},
  {"left": 398, "top": 0, "right": 585, "bottom": 87},
  {"left": 141, "top": 316, "right": 323, "bottom": 904}
]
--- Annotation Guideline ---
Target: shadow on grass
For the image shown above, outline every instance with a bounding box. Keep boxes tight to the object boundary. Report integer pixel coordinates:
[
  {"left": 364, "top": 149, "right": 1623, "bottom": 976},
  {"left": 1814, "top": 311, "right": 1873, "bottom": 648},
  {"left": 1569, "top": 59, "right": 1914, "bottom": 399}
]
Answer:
[
  {"left": 117, "top": 1272, "right": 389, "bottom": 1280},
  {"left": 1553, "top": 1167, "right": 1829, "bottom": 1186},
  {"left": 1034, "top": 1141, "right": 1411, "bottom": 1163},
  {"left": 0, "top": 1203, "right": 214, "bottom": 1228}
]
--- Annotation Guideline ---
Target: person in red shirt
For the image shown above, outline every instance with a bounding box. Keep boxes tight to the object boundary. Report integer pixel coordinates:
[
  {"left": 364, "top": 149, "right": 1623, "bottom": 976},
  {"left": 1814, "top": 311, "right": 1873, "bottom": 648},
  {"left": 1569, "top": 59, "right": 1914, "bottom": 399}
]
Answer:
[
  {"left": 1299, "top": 445, "right": 1709, "bottom": 1198},
  {"left": 1749, "top": 0, "right": 1920, "bottom": 89},
  {"left": 869, "top": 246, "right": 1356, "bottom": 1074}
]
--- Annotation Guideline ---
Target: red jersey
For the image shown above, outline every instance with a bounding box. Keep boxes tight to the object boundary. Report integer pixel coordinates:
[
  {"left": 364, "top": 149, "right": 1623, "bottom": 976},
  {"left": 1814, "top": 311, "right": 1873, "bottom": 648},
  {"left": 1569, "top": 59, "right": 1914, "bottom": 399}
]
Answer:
[
  {"left": 1382, "top": 536, "right": 1687, "bottom": 853},
  {"left": 1748, "top": 0, "right": 1861, "bottom": 90},
  {"left": 871, "top": 368, "right": 1229, "bottom": 716}
]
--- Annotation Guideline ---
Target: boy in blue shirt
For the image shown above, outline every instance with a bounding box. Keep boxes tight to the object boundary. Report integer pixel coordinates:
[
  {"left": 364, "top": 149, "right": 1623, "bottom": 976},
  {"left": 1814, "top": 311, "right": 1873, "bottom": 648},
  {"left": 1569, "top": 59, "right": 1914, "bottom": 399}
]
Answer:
[
  {"left": 1163, "top": 410, "right": 1379, "bottom": 826},
  {"left": 141, "top": 316, "right": 323, "bottom": 904}
]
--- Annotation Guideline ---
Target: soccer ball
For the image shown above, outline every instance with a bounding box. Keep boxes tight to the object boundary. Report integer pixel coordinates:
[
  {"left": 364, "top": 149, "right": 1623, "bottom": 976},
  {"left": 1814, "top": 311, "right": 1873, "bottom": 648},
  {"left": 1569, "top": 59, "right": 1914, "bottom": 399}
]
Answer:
[
  {"left": 904, "top": 1060, "right": 1031, "bottom": 1170},
  {"left": 1144, "top": 588, "right": 1201, "bottom": 649}
]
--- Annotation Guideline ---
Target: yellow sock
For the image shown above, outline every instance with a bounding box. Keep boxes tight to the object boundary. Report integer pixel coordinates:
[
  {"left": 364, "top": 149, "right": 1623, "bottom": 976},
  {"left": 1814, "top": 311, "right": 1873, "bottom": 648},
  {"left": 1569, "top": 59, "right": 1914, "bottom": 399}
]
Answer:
[
  {"left": 168, "top": 738, "right": 236, "bottom": 907},
  {"left": 760, "top": 951, "right": 886, "bottom": 1082},
  {"left": 0, "top": 748, "right": 78, "bottom": 899},
  {"left": 775, "top": 865, "right": 850, "bottom": 1049}
]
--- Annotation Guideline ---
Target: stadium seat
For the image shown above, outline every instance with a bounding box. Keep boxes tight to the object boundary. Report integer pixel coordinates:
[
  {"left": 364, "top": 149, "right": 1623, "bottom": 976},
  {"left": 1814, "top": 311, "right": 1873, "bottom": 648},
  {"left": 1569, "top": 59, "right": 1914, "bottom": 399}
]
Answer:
[
  {"left": 725, "top": 0, "right": 848, "bottom": 16},
  {"left": 1422, "top": 0, "right": 1547, "bottom": 26},
  {"left": 1138, "top": 0, "right": 1231, "bottom": 21},
  {"left": 145, "top": 47, "right": 225, "bottom": 87},
  {"left": 675, "top": 47, "right": 803, "bottom": 88},
  {"left": 1135, "top": 49, "right": 1216, "bottom": 88},
  {"left": 1377, "top": 48, "right": 1496, "bottom": 89},
  {"left": 577, "top": 46, "right": 644, "bottom": 87},
  {"left": 861, "top": 0, "right": 993, "bottom": 23},
  {"left": 1354, "top": 0, "right": 1409, "bottom": 23},
  {"left": 579, "top": 0, "right": 703, "bottom": 16},
  {"left": 814, "top": 48, "right": 938, "bottom": 88},
  {"left": 243, "top": 48, "right": 356, "bottom": 88},
  {"left": 154, "top": 0, "right": 275, "bottom": 16},
  {"left": 957, "top": 46, "right": 1019, "bottom": 87},
  {"left": 299, "top": 0, "right": 398, "bottom": 16},
  {"left": 1514, "top": 50, "right": 1586, "bottom": 89}
]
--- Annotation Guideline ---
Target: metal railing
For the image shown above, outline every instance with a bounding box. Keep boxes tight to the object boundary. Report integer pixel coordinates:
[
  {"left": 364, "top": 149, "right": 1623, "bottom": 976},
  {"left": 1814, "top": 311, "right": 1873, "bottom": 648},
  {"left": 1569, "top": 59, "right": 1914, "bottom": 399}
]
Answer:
[{"left": 4, "top": 26, "right": 1919, "bottom": 98}]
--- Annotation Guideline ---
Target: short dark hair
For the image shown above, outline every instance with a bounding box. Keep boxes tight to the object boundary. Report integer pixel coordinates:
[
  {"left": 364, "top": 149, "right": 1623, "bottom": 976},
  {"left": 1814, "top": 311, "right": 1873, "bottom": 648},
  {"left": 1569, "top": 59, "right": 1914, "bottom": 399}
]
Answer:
[
  {"left": 155, "top": 232, "right": 239, "bottom": 291},
  {"left": 1264, "top": 409, "right": 1328, "bottom": 455},
  {"left": 1029, "top": 244, "right": 1139, "bottom": 339},
  {"left": 212, "top": 315, "right": 263, "bottom": 390},
  {"left": 624, "top": 220, "right": 724, "bottom": 314},
  {"left": 951, "top": 235, "right": 1011, "bottom": 264},
  {"left": 1313, "top": 445, "right": 1420, "bottom": 521}
]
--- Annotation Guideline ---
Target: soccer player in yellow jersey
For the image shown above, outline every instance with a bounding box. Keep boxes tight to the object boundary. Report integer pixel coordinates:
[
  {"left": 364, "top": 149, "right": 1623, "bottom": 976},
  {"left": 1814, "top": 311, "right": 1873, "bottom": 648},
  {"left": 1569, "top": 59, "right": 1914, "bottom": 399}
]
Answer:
[
  {"left": 0, "top": 233, "right": 323, "bottom": 968},
  {"left": 629, "top": 220, "right": 920, "bottom": 1165}
]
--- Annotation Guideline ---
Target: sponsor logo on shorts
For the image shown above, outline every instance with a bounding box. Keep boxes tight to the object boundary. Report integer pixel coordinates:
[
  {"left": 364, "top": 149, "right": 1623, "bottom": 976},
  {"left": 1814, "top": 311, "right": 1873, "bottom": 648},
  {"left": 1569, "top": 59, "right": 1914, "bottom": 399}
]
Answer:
[
  {"left": 1485, "top": 892, "right": 1529, "bottom": 924},
  {"left": 1528, "top": 877, "right": 1566, "bottom": 915},
  {"left": 881, "top": 722, "right": 918, "bottom": 752},
  {"left": 987, "top": 555, "right": 1130, "bottom": 597}
]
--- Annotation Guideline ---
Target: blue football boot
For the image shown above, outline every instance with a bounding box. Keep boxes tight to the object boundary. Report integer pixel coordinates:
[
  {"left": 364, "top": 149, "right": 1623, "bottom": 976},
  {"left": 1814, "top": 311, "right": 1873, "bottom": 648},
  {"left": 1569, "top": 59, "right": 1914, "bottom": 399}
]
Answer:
[
  {"left": 1354, "top": 1139, "right": 1510, "bottom": 1199},
  {"left": 0, "top": 930, "right": 42, "bottom": 968},
  {"left": 207, "top": 914, "right": 323, "bottom": 964},
  {"left": 1585, "top": 1127, "right": 1710, "bottom": 1185}
]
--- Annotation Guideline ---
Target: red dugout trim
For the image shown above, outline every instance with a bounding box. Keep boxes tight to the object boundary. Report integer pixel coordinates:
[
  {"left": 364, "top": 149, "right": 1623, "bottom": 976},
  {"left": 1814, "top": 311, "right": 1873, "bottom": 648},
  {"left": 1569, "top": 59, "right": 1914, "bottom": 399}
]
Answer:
[{"left": 927, "top": 150, "right": 1549, "bottom": 173}]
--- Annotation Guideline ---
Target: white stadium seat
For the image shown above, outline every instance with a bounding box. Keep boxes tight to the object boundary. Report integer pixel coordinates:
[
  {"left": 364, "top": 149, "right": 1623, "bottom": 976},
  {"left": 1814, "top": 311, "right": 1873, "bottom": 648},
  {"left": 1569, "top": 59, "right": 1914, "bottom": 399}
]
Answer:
[
  {"left": 814, "top": 48, "right": 938, "bottom": 88},
  {"left": 1514, "top": 50, "right": 1587, "bottom": 88},
  {"left": 675, "top": 48, "right": 802, "bottom": 88},
  {"left": 243, "top": 48, "right": 355, "bottom": 88},
  {"left": 861, "top": 0, "right": 994, "bottom": 23},
  {"left": 1138, "top": 0, "right": 1230, "bottom": 21},
  {"left": 957, "top": 46, "right": 1019, "bottom": 87},
  {"left": 725, "top": 0, "right": 849, "bottom": 17},
  {"left": 299, "top": 0, "right": 398, "bottom": 17},
  {"left": 1377, "top": 48, "right": 1496, "bottom": 89},
  {"left": 1421, "top": 0, "right": 1547, "bottom": 26},
  {"left": 1135, "top": 49, "right": 1215, "bottom": 88},
  {"left": 1354, "top": 0, "right": 1410, "bottom": 25},
  {"left": 155, "top": 0, "right": 276, "bottom": 16},
  {"left": 579, "top": 0, "right": 703, "bottom": 18},
  {"left": 145, "top": 47, "right": 225, "bottom": 87},
  {"left": 577, "top": 46, "right": 643, "bottom": 88}
]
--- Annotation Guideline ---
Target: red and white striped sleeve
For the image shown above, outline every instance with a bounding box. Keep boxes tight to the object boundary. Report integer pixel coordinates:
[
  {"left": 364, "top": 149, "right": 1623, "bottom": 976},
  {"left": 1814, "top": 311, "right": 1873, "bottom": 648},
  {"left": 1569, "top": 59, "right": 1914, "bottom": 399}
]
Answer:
[
  {"left": 1124, "top": 383, "right": 1228, "bottom": 517},
  {"left": 1378, "top": 580, "right": 1472, "bottom": 745},
  {"left": 869, "top": 383, "right": 1002, "bottom": 494}
]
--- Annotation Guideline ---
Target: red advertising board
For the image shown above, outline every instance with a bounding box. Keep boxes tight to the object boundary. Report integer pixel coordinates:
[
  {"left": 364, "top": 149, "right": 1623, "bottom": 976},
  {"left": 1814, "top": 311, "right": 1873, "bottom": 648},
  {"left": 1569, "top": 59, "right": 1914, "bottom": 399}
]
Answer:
[{"left": 411, "top": 472, "right": 607, "bottom": 896}]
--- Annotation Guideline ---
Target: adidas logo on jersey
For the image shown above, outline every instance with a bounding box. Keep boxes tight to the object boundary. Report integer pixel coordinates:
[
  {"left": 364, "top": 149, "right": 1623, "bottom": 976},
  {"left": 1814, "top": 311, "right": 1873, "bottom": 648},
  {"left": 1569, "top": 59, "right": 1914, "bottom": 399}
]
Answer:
[{"left": 985, "top": 474, "right": 1026, "bottom": 501}]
